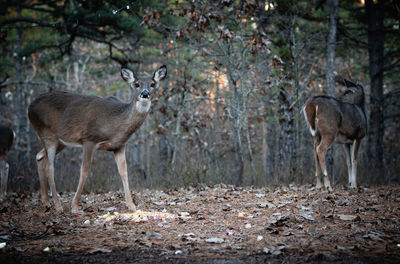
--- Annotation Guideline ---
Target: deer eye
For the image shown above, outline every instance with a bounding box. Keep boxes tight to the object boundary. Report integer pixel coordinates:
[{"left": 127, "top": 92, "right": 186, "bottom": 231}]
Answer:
[
  {"left": 150, "top": 82, "right": 155, "bottom": 88},
  {"left": 135, "top": 83, "right": 140, "bottom": 88}
]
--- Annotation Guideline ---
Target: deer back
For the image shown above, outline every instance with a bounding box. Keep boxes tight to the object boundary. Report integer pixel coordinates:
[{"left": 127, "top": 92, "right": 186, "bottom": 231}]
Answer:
[
  {"left": 29, "top": 65, "right": 167, "bottom": 151},
  {"left": 28, "top": 91, "right": 145, "bottom": 150},
  {"left": 305, "top": 79, "right": 367, "bottom": 143}
]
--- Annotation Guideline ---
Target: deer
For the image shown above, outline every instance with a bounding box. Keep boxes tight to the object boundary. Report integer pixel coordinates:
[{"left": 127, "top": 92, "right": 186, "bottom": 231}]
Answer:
[
  {"left": 28, "top": 65, "right": 167, "bottom": 213},
  {"left": 0, "top": 125, "right": 15, "bottom": 200},
  {"left": 303, "top": 77, "right": 367, "bottom": 191}
]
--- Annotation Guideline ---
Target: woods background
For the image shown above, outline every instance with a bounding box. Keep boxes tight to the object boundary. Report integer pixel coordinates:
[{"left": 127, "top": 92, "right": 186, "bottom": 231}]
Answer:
[{"left": 0, "top": 0, "right": 399, "bottom": 193}]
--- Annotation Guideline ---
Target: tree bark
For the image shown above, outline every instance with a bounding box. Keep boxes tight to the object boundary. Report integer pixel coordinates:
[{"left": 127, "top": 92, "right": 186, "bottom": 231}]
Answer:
[
  {"left": 230, "top": 79, "right": 244, "bottom": 186},
  {"left": 278, "top": 87, "right": 295, "bottom": 184},
  {"left": 365, "top": 0, "right": 385, "bottom": 183},
  {"left": 326, "top": 0, "right": 339, "bottom": 185},
  {"left": 158, "top": 32, "right": 170, "bottom": 183}
]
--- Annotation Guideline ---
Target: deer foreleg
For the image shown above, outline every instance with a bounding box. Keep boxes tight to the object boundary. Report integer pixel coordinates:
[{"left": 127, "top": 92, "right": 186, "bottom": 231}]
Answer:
[
  {"left": 344, "top": 144, "right": 352, "bottom": 187},
  {"left": 0, "top": 159, "right": 9, "bottom": 199},
  {"left": 72, "top": 142, "right": 96, "bottom": 213},
  {"left": 36, "top": 149, "right": 50, "bottom": 206},
  {"left": 350, "top": 140, "right": 360, "bottom": 188},
  {"left": 114, "top": 146, "right": 136, "bottom": 212},
  {"left": 45, "top": 144, "right": 63, "bottom": 212}
]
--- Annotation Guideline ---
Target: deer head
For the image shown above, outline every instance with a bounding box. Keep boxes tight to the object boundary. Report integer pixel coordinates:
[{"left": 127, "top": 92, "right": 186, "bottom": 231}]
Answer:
[
  {"left": 336, "top": 77, "right": 365, "bottom": 106},
  {"left": 122, "top": 65, "right": 166, "bottom": 98}
]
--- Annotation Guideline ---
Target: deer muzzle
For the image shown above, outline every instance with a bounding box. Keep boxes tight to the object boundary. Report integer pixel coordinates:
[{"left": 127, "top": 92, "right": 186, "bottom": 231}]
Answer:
[{"left": 140, "top": 89, "right": 150, "bottom": 99}]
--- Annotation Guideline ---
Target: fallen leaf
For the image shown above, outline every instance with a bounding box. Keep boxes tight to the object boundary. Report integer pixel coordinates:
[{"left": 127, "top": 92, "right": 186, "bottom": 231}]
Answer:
[
  {"left": 336, "top": 245, "right": 355, "bottom": 251},
  {"left": 43, "top": 247, "right": 51, "bottom": 252},
  {"left": 238, "top": 212, "right": 247, "bottom": 219},
  {"left": 298, "top": 212, "right": 315, "bottom": 221},
  {"left": 337, "top": 214, "right": 361, "bottom": 221},
  {"left": 181, "top": 232, "right": 195, "bottom": 237},
  {"left": 230, "top": 245, "right": 243, "bottom": 250},
  {"left": 87, "top": 248, "right": 112, "bottom": 254},
  {"left": 258, "top": 202, "right": 276, "bottom": 208},
  {"left": 363, "top": 233, "right": 384, "bottom": 241},
  {"left": 145, "top": 231, "right": 163, "bottom": 239},
  {"left": 205, "top": 237, "right": 224, "bottom": 243}
]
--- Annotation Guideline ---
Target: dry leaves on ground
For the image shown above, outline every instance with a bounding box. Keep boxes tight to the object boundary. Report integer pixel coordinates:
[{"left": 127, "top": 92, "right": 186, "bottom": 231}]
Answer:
[{"left": 0, "top": 185, "right": 399, "bottom": 263}]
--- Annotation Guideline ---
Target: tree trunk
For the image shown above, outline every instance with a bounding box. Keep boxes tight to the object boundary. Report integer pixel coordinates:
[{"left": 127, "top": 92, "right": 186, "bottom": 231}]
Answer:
[
  {"left": 326, "top": 0, "right": 339, "bottom": 185},
  {"left": 278, "top": 87, "right": 295, "bottom": 184},
  {"left": 158, "top": 35, "right": 170, "bottom": 183},
  {"left": 231, "top": 80, "right": 244, "bottom": 186},
  {"left": 365, "top": 0, "right": 385, "bottom": 183},
  {"left": 15, "top": 7, "right": 24, "bottom": 149}
]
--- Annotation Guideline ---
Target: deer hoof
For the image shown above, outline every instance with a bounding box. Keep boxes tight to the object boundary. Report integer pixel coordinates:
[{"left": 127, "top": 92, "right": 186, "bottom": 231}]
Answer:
[
  {"left": 326, "top": 186, "right": 333, "bottom": 192},
  {"left": 53, "top": 199, "right": 63, "bottom": 212},
  {"left": 71, "top": 204, "right": 80, "bottom": 214},
  {"left": 127, "top": 203, "right": 137, "bottom": 212},
  {"left": 54, "top": 204, "right": 64, "bottom": 213},
  {"left": 41, "top": 196, "right": 51, "bottom": 206}
]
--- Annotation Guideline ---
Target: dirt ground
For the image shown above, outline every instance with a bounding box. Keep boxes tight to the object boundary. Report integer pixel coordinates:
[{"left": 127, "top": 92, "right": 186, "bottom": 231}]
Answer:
[{"left": 0, "top": 185, "right": 399, "bottom": 263}]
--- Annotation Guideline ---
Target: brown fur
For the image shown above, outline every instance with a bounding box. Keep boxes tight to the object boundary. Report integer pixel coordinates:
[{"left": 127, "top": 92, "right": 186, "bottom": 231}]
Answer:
[
  {"left": 303, "top": 79, "right": 367, "bottom": 190},
  {"left": 28, "top": 65, "right": 167, "bottom": 213}
]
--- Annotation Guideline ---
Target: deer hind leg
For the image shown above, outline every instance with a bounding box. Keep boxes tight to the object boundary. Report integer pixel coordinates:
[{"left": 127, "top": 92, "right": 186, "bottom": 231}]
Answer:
[
  {"left": 46, "top": 143, "right": 64, "bottom": 212},
  {"left": 114, "top": 146, "right": 136, "bottom": 212},
  {"left": 0, "top": 158, "right": 9, "bottom": 200},
  {"left": 36, "top": 149, "right": 50, "bottom": 206},
  {"left": 316, "top": 135, "right": 335, "bottom": 192},
  {"left": 350, "top": 140, "right": 360, "bottom": 188},
  {"left": 37, "top": 144, "right": 65, "bottom": 208},
  {"left": 71, "top": 142, "right": 96, "bottom": 213},
  {"left": 313, "top": 135, "right": 322, "bottom": 190},
  {"left": 344, "top": 144, "right": 352, "bottom": 188}
]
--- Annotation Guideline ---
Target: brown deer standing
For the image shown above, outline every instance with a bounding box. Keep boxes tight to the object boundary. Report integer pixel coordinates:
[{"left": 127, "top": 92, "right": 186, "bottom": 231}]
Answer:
[
  {"left": 0, "top": 125, "right": 15, "bottom": 200},
  {"left": 303, "top": 78, "right": 367, "bottom": 190},
  {"left": 28, "top": 65, "right": 167, "bottom": 213}
]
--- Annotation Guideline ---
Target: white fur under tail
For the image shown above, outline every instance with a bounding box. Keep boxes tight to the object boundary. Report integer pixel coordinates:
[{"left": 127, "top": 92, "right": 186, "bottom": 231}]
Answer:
[{"left": 303, "top": 105, "right": 317, "bottom": 136}]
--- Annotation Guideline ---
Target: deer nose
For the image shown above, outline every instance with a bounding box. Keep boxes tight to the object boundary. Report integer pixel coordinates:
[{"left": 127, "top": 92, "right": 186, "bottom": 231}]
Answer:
[{"left": 140, "top": 89, "right": 150, "bottom": 99}]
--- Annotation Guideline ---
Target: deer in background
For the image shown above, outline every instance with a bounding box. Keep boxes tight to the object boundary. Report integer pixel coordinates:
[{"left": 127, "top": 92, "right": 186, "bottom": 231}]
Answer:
[
  {"left": 28, "top": 65, "right": 167, "bottom": 213},
  {"left": 0, "top": 125, "right": 15, "bottom": 200},
  {"left": 303, "top": 77, "right": 367, "bottom": 191}
]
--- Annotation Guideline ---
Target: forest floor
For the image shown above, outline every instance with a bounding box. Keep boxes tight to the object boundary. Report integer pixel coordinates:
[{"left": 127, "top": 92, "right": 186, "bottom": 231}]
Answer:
[{"left": 0, "top": 185, "right": 399, "bottom": 263}]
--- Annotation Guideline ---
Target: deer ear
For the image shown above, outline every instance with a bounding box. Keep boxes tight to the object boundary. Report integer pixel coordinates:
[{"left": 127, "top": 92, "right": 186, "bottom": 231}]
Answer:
[
  {"left": 343, "top": 79, "right": 358, "bottom": 88},
  {"left": 121, "top": 68, "right": 136, "bottom": 83},
  {"left": 153, "top": 65, "right": 167, "bottom": 82}
]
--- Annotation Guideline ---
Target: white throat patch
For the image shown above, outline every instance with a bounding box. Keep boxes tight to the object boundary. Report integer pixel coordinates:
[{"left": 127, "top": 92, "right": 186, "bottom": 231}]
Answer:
[{"left": 136, "top": 99, "right": 151, "bottom": 113}]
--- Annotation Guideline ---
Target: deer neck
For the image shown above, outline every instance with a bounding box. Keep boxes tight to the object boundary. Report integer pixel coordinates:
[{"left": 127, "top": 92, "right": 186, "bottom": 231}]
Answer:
[
  {"left": 123, "top": 98, "right": 151, "bottom": 134},
  {"left": 135, "top": 98, "right": 152, "bottom": 114}
]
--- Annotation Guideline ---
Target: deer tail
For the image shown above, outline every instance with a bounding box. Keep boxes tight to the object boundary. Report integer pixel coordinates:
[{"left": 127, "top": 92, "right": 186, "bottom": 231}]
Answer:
[{"left": 303, "top": 102, "right": 318, "bottom": 137}]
